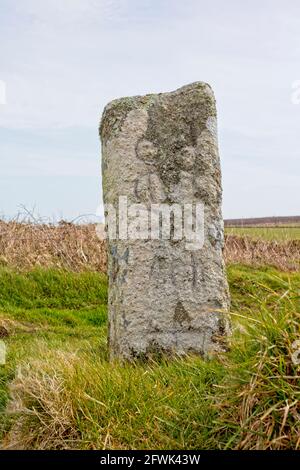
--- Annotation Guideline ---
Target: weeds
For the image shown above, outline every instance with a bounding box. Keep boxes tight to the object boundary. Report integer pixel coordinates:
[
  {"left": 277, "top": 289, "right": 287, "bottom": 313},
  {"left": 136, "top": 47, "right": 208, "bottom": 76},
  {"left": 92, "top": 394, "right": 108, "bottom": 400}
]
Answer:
[
  {"left": 225, "top": 235, "right": 300, "bottom": 271},
  {"left": 0, "top": 220, "right": 107, "bottom": 272},
  {"left": 0, "top": 220, "right": 299, "bottom": 273},
  {"left": 0, "top": 266, "right": 299, "bottom": 450}
]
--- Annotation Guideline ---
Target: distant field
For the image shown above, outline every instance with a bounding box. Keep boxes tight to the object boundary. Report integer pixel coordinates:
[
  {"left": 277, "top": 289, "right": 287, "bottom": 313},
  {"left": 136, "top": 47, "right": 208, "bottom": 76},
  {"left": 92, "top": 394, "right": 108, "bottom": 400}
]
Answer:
[
  {"left": 225, "top": 226, "right": 300, "bottom": 241},
  {"left": 225, "top": 216, "right": 300, "bottom": 227}
]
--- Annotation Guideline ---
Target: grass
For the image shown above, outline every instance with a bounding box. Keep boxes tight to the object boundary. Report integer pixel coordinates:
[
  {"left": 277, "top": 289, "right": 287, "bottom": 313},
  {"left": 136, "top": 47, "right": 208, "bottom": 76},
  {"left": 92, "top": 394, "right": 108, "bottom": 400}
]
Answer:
[
  {"left": 0, "top": 220, "right": 107, "bottom": 272},
  {"left": 0, "top": 265, "right": 299, "bottom": 449},
  {"left": 226, "top": 226, "right": 300, "bottom": 241},
  {"left": 1, "top": 219, "right": 299, "bottom": 273},
  {"left": 0, "top": 268, "right": 108, "bottom": 446}
]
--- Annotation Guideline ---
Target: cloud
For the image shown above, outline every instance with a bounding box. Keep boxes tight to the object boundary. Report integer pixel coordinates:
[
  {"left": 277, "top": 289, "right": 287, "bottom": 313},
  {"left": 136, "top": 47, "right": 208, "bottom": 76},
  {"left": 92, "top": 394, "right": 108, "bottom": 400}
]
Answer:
[{"left": 0, "top": 0, "right": 299, "bottom": 218}]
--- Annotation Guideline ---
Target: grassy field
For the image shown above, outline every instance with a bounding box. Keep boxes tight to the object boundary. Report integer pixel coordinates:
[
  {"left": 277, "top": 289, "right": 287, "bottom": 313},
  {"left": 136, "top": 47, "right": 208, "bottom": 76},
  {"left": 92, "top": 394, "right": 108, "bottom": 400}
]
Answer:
[
  {"left": 0, "top": 220, "right": 299, "bottom": 449},
  {"left": 226, "top": 226, "right": 300, "bottom": 241},
  {"left": 0, "top": 220, "right": 299, "bottom": 273},
  {"left": 0, "top": 265, "right": 299, "bottom": 450}
]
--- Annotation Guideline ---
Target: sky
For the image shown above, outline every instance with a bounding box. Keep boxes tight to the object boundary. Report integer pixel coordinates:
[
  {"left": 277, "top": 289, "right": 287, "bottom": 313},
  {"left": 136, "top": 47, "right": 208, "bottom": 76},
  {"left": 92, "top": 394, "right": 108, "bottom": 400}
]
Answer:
[{"left": 0, "top": 0, "right": 299, "bottom": 221}]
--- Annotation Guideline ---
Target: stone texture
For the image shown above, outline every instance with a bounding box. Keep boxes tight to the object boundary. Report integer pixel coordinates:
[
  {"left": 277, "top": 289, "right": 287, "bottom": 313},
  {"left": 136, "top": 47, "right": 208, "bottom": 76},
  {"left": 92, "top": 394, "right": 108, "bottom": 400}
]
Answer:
[{"left": 100, "top": 82, "right": 230, "bottom": 360}]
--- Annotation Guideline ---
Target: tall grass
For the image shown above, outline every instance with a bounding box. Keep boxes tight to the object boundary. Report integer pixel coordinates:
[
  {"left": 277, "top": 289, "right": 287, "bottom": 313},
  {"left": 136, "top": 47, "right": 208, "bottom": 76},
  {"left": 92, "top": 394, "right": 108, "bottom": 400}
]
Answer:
[
  {"left": 1, "top": 220, "right": 299, "bottom": 272},
  {"left": 225, "top": 235, "right": 300, "bottom": 271},
  {"left": 215, "top": 266, "right": 300, "bottom": 449},
  {"left": 0, "top": 220, "right": 107, "bottom": 272},
  {"left": 0, "top": 266, "right": 299, "bottom": 450}
]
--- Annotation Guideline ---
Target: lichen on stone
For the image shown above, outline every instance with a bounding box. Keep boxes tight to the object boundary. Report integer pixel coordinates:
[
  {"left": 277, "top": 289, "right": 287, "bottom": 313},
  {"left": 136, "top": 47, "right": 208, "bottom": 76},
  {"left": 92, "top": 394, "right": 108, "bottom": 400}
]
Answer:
[{"left": 100, "top": 81, "right": 230, "bottom": 360}]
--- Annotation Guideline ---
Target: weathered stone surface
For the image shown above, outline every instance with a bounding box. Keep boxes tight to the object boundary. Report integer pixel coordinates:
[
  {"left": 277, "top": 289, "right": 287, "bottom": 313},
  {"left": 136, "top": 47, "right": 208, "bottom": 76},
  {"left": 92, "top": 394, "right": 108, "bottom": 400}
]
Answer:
[{"left": 100, "top": 82, "right": 230, "bottom": 360}]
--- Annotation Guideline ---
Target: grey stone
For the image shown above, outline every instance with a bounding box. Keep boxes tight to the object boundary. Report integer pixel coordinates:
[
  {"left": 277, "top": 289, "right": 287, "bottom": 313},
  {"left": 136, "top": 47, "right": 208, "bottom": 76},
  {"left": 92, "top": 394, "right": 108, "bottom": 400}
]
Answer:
[{"left": 100, "top": 82, "right": 230, "bottom": 360}]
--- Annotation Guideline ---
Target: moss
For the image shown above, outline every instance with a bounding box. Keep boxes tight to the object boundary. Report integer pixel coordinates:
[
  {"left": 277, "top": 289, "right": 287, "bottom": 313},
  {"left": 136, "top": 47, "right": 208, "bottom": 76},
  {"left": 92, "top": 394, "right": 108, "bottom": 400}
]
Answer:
[
  {"left": 99, "top": 93, "right": 157, "bottom": 144},
  {"left": 99, "top": 82, "right": 216, "bottom": 156},
  {"left": 143, "top": 83, "right": 216, "bottom": 192}
]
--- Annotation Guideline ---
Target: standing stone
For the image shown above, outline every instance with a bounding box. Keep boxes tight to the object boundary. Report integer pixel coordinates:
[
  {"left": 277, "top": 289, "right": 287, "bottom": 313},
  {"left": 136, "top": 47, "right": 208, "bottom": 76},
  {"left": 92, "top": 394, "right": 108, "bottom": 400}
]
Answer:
[{"left": 100, "top": 82, "right": 230, "bottom": 360}]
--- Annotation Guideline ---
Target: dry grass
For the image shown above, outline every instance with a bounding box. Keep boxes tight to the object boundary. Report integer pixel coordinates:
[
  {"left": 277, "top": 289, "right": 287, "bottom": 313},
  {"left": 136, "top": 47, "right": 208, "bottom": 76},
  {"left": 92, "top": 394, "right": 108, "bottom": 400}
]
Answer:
[
  {"left": 3, "top": 348, "right": 218, "bottom": 450},
  {"left": 214, "top": 268, "right": 300, "bottom": 449},
  {"left": 0, "top": 220, "right": 299, "bottom": 272},
  {"left": 4, "top": 351, "right": 82, "bottom": 450},
  {"left": 0, "top": 220, "right": 107, "bottom": 273},
  {"left": 224, "top": 235, "right": 300, "bottom": 272}
]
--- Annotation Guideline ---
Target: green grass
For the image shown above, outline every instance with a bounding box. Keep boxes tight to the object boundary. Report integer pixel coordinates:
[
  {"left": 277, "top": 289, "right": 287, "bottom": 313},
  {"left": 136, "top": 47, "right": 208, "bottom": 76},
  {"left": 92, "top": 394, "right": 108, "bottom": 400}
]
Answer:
[
  {"left": 0, "top": 268, "right": 108, "bottom": 442},
  {"left": 0, "top": 266, "right": 299, "bottom": 449},
  {"left": 226, "top": 226, "right": 300, "bottom": 241}
]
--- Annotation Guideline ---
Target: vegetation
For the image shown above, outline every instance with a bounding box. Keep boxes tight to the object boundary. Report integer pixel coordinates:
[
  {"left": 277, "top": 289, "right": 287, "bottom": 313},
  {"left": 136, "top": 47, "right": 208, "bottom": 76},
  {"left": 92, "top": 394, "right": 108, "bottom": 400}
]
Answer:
[
  {"left": 226, "top": 226, "right": 300, "bottom": 241},
  {"left": 0, "top": 220, "right": 299, "bottom": 273},
  {"left": 225, "top": 216, "right": 300, "bottom": 227},
  {"left": 0, "top": 264, "right": 299, "bottom": 450},
  {"left": 0, "top": 219, "right": 299, "bottom": 449}
]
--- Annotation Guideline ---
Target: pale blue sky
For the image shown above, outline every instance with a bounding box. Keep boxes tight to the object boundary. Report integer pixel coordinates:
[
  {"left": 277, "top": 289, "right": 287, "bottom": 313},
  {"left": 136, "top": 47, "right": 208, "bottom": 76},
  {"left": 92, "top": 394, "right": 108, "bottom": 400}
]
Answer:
[{"left": 0, "top": 0, "right": 299, "bottom": 220}]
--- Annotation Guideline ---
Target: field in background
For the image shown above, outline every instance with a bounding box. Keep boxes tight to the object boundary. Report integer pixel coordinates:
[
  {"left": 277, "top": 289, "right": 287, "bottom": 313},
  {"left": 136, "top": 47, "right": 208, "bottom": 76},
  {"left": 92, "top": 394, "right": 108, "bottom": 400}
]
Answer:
[
  {"left": 0, "top": 220, "right": 299, "bottom": 272},
  {"left": 0, "top": 218, "right": 299, "bottom": 450},
  {"left": 226, "top": 226, "right": 300, "bottom": 241},
  {"left": 225, "top": 216, "right": 300, "bottom": 241},
  {"left": 225, "top": 215, "right": 300, "bottom": 227}
]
